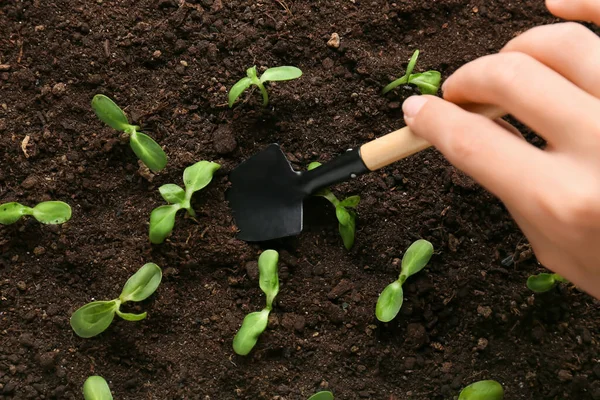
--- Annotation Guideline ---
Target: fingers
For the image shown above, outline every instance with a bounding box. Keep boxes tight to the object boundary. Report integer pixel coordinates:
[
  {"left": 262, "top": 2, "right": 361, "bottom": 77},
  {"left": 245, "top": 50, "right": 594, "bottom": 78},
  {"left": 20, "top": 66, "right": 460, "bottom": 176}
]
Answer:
[
  {"left": 546, "top": 0, "right": 600, "bottom": 25},
  {"left": 441, "top": 52, "right": 600, "bottom": 148},
  {"left": 502, "top": 23, "right": 600, "bottom": 97},
  {"left": 402, "top": 95, "right": 549, "bottom": 204}
]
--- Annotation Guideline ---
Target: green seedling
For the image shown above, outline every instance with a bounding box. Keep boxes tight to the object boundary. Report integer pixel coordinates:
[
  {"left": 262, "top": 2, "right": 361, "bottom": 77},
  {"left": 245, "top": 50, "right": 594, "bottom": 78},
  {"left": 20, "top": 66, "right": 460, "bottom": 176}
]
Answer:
[
  {"left": 83, "top": 376, "right": 113, "bottom": 400},
  {"left": 149, "top": 161, "right": 220, "bottom": 244},
  {"left": 70, "top": 263, "right": 162, "bottom": 338},
  {"left": 233, "top": 250, "right": 279, "bottom": 355},
  {"left": 376, "top": 239, "right": 433, "bottom": 322},
  {"left": 0, "top": 201, "right": 71, "bottom": 225},
  {"left": 308, "top": 162, "right": 360, "bottom": 250},
  {"left": 228, "top": 66, "right": 302, "bottom": 107},
  {"left": 527, "top": 272, "right": 567, "bottom": 293},
  {"left": 382, "top": 50, "right": 442, "bottom": 95},
  {"left": 459, "top": 380, "right": 504, "bottom": 400},
  {"left": 308, "top": 391, "right": 334, "bottom": 400},
  {"left": 91, "top": 94, "right": 167, "bottom": 172}
]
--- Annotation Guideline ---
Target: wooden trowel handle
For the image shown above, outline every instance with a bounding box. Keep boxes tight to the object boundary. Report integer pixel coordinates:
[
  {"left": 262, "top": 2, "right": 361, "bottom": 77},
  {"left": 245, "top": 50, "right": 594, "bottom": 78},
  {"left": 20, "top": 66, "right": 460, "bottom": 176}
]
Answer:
[{"left": 360, "top": 104, "right": 505, "bottom": 171}]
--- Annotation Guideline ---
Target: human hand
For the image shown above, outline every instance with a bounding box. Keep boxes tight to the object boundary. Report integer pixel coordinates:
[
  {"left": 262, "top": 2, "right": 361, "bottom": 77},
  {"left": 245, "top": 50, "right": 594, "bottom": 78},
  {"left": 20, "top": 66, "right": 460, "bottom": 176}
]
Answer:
[{"left": 401, "top": 0, "right": 600, "bottom": 299}]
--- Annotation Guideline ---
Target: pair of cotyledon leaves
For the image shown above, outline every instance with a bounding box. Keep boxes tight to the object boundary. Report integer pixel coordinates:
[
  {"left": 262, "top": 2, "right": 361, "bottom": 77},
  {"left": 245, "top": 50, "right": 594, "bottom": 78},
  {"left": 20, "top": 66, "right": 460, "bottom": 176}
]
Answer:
[
  {"left": 382, "top": 49, "right": 442, "bottom": 95},
  {"left": 229, "top": 66, "right": 302, "bottom": 107},
  {"left": 149, "top": 161, "right": 220, "bottom": 244},
  {"left": 70, "top": 263, "right": 162, "bottom": 338},
  {"left": 376, "top": 239, "right": 434, "bottom": 322},
  {"left": 91, "top": 94, "right": 167, "bottom": 172},
  {"left": 232, "top": 250, "right": 279, "bottom": 356},
  {"left": 307, "top": 162, "right": 360, "bottom": 250},
  {"left": 0, "top": 201, "right": 71, "bottom": 225}
]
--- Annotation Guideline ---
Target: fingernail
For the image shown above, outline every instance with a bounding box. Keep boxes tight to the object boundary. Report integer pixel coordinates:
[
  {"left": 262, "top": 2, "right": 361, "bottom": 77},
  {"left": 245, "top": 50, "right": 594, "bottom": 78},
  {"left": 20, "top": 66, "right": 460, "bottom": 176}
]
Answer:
[{"left": 402, "top": 96, "right": 428, "bottom": 119}]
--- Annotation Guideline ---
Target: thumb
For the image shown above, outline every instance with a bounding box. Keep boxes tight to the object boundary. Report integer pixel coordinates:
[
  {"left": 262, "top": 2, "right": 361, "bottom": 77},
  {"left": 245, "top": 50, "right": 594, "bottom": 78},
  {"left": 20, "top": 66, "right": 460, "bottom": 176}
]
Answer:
[
  {"left": 402, "top": 95, "right": 545, "bottom": 203},
  {"left": 546, "top": 0, "right": 600, "bottom": 26}
]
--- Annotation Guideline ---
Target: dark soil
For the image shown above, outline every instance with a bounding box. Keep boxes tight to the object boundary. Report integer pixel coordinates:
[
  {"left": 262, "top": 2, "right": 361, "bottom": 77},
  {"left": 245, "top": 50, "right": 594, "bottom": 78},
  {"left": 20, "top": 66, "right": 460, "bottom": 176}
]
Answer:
[{"left": 1, "top": 0, "right": 599, "bottom": 399}]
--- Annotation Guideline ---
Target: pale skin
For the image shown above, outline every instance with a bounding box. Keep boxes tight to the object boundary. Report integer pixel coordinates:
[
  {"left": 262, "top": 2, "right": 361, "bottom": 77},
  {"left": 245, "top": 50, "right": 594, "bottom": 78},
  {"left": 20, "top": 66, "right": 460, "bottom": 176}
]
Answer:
[{"left": 402, "top": 0, "right": 600, "bottom": 299}]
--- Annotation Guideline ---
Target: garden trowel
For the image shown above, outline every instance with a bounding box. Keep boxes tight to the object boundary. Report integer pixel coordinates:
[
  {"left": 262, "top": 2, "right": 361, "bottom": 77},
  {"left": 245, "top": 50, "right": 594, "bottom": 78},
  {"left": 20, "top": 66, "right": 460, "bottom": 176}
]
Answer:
[{"left": 227, "top": 104, "right": 503, "bottom": 242}]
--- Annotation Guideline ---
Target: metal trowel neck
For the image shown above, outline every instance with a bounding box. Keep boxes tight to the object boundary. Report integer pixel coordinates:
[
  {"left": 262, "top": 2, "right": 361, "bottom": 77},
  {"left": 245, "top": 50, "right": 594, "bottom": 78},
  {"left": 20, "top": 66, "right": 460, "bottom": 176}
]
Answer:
[{"left": 299, "top": 148, "right": 370, "bottom": 194}]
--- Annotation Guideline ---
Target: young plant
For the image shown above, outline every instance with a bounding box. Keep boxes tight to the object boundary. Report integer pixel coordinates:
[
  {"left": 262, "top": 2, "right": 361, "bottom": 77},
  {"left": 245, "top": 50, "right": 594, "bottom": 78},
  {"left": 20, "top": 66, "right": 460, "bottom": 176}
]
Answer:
[
  {"left": 308, "top": 162, "right": 360, "bottom": 250},
  {"left": 382, "top": 50, "right": 442, "bottom": 95},
  {"left": 527, "top": 272, "right": 567, "bottom": 293},
  {"left": 308, "top": 392, "right": 334, "bottom": 400},
  {"left": 149, "top": 161, "right": 220, "bottom": 244},
  {"left": 376, "top": 239, "right": 433, "bottom": 322},
  {"left": 91, "top": 94, "right": 167, "bottom": 172},
  {"left": 83, "top": 376, "right": 113, "bottom": 400},
  {"left": 459, "top": 380, "right": 504, "bottom": 400},
  {"left": 0, "top": 201, "right": 71, "bottom": 225},
  {"left": 70, "top": 263, "right": 162, "bottom": 338},
  {"left": 228, "top": 66, "right": 302, "bottom": 107},
  {"left": 233, "top": 250, "right": 279, "bottom": 356}
]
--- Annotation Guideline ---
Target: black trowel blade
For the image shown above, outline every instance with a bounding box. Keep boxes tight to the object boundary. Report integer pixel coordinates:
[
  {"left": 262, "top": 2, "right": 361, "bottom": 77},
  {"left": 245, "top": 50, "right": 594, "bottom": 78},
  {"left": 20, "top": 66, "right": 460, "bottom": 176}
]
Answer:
[{"left": 227, "top": 144, "right": 305, "bottom": 242}]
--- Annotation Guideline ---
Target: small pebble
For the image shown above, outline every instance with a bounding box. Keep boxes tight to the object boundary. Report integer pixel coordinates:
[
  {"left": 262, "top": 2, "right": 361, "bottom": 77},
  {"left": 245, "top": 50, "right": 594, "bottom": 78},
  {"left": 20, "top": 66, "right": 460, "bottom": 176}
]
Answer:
[{"left": 327, "top": 32, "right": 340, "bottom": 48}]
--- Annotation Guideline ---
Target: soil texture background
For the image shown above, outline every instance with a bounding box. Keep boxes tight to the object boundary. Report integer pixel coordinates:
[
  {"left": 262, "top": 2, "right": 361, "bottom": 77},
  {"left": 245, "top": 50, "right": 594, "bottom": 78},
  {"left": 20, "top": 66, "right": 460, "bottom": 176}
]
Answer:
[{"left": 1, "top": 0, "right": 599, "bottom": 399}]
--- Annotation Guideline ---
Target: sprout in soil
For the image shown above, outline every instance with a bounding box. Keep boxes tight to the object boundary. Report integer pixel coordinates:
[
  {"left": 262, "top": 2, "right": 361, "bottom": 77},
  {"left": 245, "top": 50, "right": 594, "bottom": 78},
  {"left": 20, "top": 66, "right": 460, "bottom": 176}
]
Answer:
[
  {"left": 233, "top": 250, "right": 279, "bottom": 355},
  {"left": 149, "top": 161, "right": 220, "bottom": 244},
  {"left": 91, "top": 94, "right": 167, "bottom": 172},
  {"left": 83, "top": 376, "right": 113, "bottom": 400},
  {"left": 0, "top": 201, "right": 71, "bottom": 225},
  {"left": 459, "top": 380, "right": 504, "bottom": 400},
  {"left": 70, "top": 263, "right": 162, "bottom": 338},
  {"left": 228, "top": 66, "right": 302, "bottom": 107},
  {"left": 382, "top": 50, "right": 442, "bottom": 95},
  {"left": 376, "top": 239, "right": 433, "bottom": 322},
  {"left": 308, "top": 391, "right": 334, "bottom": 400},
  {"left": 527, "top": 272, "right": 568, "bottom": 293},
  {"left": 308, "top": 162, "right": 360, "bottom": 250}
]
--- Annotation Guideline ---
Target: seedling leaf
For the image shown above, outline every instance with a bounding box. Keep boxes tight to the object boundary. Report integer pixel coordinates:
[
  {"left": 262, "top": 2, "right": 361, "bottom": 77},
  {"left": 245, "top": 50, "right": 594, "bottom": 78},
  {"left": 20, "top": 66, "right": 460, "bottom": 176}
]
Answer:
[
  {"left": 129, "top": 131, "right": 168, "bottom": 172},
  {"left": 335, "top": 207, "right": 352, "bottom": 226},
  {"left": 183, "top": 161, "right": 221, "bottom": 194},
  {"left": 381, "top": 75, "right": 409, "bottom": 95},
  {"left": 258, "top": 250, "right": 280, "bottom": 309},
  {"left": 83, "top": 376, "right": 113, "bottom": 400},
  {"left": 228, "top": 77, "right": 253, "bottom": 107},
  {"left": 339, "top": 195, "right": 360, "bottom": 208},
  {"left": 401, "top": 239, "right": 433, "bottom": 278},
  {"left": 32, "top": 201, "right": 72, "bottom": 224},
  {"left": 116, "top": 310, "right": 148, "bottom": 321},
  {"left": 458, "top": 380, "right": 504, "bottom": 400},
  {"left": 260, "top": 66, "right": 303, "bottom": 82},
  {"left": 405, "top": 49, "right": 419, "bottom": 79},
  {"left": 375, "top": 281, "right": 404, "bottom": 322},
  {"left": 307, "top": 161, "right": 322, "bottom": 171},
  {"left": 159, "top": 184, "right": 186, "bottom": 204},
  {"left": 0, "top": 202, "right": 31, "bottom": 225},
  {"left": 120, "top": 263, "right": 163, "bottom": 302},
  {"left": 308, "top": 391, "right": 334, "bottom": 400},
  {"left": 338, "top": 209, "right": 356, "bottom": 250},
  {"left": 91, "top": 94, "right": 132, "bottom": 132},
  {"left": 149, "top": 204, "right": 180, "bottom": 244},
  {"left": 233, "top": 308, "right": 270, "bottom": 355},
  {"left": 70, "top": 300, "right": 118, "bottom": 338},
  {"left": 408, "top": 71, "right": 442, "bottom": 95},
  {"left": 527, "top": 273, "right": 560, "bottom": 293}
]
